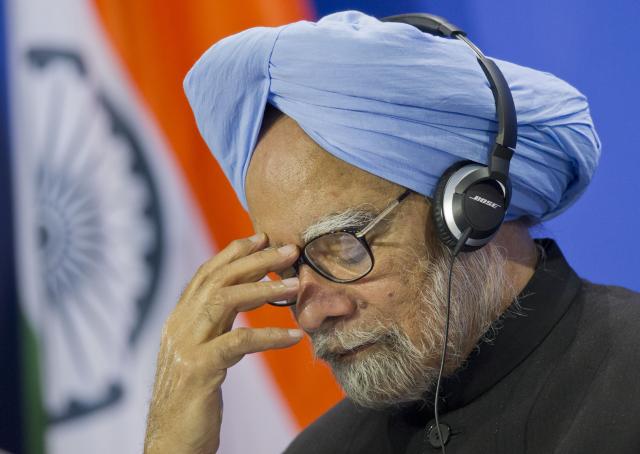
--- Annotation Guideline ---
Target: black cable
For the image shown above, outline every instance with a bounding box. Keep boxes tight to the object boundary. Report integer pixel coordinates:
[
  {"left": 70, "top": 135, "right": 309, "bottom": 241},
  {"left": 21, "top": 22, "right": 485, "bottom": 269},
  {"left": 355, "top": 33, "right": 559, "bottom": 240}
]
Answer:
[{"left": 433, "top": 227, "right": 472, "bottom": 454}]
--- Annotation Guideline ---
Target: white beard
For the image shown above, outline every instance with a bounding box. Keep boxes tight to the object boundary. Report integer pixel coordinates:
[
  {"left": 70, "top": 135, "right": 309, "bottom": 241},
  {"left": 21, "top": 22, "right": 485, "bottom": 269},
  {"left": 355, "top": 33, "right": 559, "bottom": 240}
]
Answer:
[{"left": 311, "top": 240, "right": 514, "bottom": 409}]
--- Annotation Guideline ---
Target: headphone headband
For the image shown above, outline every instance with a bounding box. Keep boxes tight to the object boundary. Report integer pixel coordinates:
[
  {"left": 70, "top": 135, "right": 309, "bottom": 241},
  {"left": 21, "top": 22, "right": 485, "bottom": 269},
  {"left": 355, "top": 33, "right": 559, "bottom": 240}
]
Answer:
[
  {"left": 382, "top": 13, "right": 465, "bottom": 38},
  {"left": 382, "top": 13, "right": 517, "bottom": 185},
  {"left": 381, "top": 12, "right": 518, "bottom": 254}
]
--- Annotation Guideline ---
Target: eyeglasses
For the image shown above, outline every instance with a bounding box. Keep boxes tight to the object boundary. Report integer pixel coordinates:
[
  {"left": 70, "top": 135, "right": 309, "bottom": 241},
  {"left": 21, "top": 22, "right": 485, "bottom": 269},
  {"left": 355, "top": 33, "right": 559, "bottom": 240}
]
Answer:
[{"left": 270, "top": 189, "right": 412, "bottom": 307}]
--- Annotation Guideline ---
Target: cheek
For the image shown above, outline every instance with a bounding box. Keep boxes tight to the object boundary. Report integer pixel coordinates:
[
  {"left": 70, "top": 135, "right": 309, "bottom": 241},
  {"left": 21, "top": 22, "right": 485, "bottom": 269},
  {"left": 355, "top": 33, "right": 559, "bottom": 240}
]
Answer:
[{"left": 349, "top": 255, "right": 423, "bottom": 320}]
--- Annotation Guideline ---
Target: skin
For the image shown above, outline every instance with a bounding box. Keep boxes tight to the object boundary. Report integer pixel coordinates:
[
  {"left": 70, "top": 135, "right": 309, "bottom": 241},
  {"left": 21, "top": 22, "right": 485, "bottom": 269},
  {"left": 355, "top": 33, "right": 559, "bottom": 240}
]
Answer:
[
  {"left": 144, "top": 234, "right": 303, "bottom": 453},
  {"left": 144, "top": 112, "right": 539, "bottom": 453}
]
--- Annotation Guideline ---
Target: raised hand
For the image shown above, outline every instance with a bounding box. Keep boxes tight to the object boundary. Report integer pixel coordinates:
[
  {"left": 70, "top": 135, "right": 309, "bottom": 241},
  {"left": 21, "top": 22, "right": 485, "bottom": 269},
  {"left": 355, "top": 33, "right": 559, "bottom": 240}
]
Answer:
[{"left": 144, "top": 233, "right": 302, "bottom": 453}]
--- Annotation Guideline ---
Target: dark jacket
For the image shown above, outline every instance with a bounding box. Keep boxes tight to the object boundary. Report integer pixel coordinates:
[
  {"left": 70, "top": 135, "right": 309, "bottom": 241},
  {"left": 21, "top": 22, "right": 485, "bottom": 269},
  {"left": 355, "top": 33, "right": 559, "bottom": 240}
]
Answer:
[{"left": 284, "top": 240, "right": 640, "bottom": 453}]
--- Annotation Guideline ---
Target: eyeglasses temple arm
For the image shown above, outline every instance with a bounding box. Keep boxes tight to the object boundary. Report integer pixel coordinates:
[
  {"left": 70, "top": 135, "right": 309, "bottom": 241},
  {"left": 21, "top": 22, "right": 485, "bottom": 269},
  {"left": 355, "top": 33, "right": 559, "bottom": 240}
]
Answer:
[{"left": 355, "top": 189, "right": 412, "bottom": 238}]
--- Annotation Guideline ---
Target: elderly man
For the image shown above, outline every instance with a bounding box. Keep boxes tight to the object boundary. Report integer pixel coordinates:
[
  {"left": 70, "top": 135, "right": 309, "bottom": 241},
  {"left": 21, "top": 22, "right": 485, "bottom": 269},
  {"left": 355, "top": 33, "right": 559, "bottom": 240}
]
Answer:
[{"left": 144, "top": 11, "right": 640, "bottom": 454}]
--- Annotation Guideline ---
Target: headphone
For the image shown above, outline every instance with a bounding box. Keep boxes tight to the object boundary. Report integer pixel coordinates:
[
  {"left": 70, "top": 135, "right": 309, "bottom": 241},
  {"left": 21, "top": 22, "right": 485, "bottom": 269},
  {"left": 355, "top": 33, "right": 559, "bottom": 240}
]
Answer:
[
  {"left": 380, "top": 13, "right": 518, "bottom": 453},
  {"left": 382, "top": 13, "right": 517, "bottom": 252}
]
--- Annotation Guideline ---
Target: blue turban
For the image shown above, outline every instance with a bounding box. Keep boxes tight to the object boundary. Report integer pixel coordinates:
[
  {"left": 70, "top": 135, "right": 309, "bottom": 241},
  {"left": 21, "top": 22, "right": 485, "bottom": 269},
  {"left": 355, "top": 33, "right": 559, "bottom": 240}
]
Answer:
[{"left": 184, "top": 11, "right": 600, "bottom": 221}]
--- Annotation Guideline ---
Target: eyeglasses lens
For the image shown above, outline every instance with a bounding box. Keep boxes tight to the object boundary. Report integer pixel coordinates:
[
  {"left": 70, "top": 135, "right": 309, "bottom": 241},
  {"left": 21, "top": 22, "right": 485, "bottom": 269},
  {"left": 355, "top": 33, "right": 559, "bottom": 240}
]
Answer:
[{"left": 304, "top": 232, "right": 372, "bottom": 281}]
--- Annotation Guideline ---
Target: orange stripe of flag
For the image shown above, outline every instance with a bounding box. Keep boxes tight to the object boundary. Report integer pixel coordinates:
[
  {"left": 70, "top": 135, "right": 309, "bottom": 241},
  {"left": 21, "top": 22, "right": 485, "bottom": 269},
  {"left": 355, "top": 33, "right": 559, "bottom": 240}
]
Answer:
[{"left": 91, "top": 0, "right": 343, "bottom": 430}]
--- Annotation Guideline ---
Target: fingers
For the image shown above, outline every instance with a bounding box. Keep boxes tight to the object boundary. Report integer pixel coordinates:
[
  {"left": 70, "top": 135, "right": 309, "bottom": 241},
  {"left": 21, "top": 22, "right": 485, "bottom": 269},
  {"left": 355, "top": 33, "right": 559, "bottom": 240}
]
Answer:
[
  {"left": 213, "top": 279, "right": 300, "bottom": 313},
  {"left": 186, "top": 234, "right": 299, "bottom": 301},
  {"left": 210, "top": 233, "right": 268, "bottom": 270},
  {"left": 199, "top": 279, "right": 300, "bottom": 338},
  {"left": 186, "top": 233, "right": 268, "bottom": 293},
  {"left": 177, "top": 233, "right": 301, "bottom": 343},
  {"left": 208, "top": 327, "right": 304, "bottom": 369},
  {"left": 213, "top": 244, "right": 299, "bottom": 287}
]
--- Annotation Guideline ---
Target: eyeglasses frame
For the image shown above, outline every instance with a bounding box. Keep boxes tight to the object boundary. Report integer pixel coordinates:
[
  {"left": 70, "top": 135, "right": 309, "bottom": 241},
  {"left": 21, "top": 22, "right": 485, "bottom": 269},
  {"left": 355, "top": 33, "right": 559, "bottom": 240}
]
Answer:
[{"left": 293, "top": 188, "right": 413, "bottom": 284}]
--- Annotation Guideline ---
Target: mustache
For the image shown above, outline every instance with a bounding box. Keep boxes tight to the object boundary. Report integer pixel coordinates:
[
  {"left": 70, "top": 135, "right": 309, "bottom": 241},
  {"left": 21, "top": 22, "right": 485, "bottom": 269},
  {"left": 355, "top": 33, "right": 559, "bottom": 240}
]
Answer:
[{"left": 311, "top": 320, "right": 403, "bottom": 361}]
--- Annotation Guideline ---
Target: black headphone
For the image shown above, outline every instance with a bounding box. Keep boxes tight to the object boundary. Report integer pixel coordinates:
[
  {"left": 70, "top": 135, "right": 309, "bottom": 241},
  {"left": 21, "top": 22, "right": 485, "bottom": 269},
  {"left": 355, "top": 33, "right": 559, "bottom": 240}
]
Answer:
[{"left": 382, "top": 13, "right": 517, "bottom": 252}]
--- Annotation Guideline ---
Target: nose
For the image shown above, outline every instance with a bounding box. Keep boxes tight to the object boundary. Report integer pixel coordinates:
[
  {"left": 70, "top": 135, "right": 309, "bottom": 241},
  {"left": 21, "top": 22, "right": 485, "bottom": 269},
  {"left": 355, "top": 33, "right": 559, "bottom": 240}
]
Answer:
[{"left": 295, "top": 265, "right": 357, "bottom": 332}]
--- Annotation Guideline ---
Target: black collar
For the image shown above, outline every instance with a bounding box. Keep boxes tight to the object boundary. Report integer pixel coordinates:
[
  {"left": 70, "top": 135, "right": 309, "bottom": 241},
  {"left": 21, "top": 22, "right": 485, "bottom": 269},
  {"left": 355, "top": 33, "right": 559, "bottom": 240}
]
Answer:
[
  {"left": 394, "top": 238, "right": 582, "bottom": 421},
  {"left": 440, "top": 238, "right": 582, "bottom": 411}
]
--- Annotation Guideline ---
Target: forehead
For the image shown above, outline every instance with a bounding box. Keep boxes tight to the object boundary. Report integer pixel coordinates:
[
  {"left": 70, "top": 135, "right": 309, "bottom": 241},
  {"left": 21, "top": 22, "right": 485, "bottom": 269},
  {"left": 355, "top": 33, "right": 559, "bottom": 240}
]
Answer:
[{"left": 245, "top": 114, "right": 399, "bottom": 244}]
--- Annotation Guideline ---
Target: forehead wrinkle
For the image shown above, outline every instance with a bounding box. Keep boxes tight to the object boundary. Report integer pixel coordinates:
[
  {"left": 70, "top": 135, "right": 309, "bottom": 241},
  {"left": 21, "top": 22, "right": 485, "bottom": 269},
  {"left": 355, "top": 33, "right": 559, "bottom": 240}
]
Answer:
[
  {"left": 247, "top": 113, "right": 397, "bottom": 205},
  {"left": 247, "top": 113, "right": 407, "bottom": 249}
]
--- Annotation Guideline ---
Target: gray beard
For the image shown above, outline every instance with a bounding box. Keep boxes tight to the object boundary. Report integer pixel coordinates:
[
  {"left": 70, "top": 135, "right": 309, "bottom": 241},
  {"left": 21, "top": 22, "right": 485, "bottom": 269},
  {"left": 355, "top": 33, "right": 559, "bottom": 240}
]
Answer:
[{"left": 311, "top": 240, "right": 513, "bottom": 409}]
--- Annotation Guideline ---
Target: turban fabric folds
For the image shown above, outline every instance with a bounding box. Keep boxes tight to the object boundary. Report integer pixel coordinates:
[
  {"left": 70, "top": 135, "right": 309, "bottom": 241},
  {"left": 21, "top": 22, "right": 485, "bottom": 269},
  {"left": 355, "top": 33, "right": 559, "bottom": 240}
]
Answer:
[{"left": 184, "top": 11, "right": 600, "bottom": 221}]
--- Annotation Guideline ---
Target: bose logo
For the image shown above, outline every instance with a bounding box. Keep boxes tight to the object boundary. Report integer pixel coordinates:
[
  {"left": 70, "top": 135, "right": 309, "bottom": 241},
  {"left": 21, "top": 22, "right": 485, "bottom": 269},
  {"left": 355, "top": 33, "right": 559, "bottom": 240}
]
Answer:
[{"left": 469, "top": 195, "right": 502, "bottom": 209}]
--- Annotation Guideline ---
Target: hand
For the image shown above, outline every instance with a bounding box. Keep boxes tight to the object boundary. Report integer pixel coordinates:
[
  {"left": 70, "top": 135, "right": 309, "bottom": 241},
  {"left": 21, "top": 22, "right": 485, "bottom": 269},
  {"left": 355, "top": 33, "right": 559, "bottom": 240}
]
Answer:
[{"left": 144, "top": 233, "right": 302, "bottom": 453}]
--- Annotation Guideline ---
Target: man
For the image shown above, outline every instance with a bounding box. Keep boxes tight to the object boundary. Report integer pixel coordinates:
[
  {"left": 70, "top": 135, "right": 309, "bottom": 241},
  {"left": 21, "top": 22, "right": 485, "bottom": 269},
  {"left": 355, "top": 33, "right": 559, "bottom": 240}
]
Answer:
[{"left": 144, "top": 12, "right": 640, "bottom": 454}]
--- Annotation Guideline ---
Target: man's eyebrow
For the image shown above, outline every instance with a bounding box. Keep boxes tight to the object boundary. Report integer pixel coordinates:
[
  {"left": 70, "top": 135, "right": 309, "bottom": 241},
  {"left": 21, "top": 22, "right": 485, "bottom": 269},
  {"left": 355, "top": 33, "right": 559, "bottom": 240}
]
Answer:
[{"left": 301, "top": 207, "right": 377, "bottom": 243}]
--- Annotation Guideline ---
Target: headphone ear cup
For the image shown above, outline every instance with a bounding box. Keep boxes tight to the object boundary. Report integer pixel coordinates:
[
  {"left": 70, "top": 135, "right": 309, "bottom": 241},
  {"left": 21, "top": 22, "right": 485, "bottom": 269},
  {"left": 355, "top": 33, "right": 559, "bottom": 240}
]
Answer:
[{"left": 431, "top": 162, "right": 470, "bottom": 250}]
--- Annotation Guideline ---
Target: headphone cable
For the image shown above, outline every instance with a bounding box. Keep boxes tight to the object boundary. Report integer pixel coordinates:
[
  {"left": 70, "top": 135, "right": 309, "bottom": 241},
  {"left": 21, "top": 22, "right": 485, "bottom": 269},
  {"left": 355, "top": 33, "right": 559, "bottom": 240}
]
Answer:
[{"left": 433, "top": 227, "right": 472, "bottom": 454}]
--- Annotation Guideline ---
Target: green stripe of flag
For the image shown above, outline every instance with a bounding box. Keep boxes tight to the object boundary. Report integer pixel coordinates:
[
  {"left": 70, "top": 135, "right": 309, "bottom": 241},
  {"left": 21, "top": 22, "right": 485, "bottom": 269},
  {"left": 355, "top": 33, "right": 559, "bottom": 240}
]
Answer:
[{"left": 20, "top": 312, "right": 45, "bottom": 454}]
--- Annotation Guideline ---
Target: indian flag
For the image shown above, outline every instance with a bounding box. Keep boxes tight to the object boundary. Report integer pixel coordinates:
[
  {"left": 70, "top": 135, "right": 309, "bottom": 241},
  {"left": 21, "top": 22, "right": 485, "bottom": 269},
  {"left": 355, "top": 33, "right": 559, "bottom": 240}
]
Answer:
[{"left": 5, "top": 0, "right": 341, "bottom": 452}]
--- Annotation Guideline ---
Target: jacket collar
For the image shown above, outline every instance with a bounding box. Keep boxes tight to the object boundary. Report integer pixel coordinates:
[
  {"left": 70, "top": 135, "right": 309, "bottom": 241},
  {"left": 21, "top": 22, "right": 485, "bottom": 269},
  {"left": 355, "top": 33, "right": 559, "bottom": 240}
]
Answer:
[{"left": 440, "top": 238, "right": 582, "bottom": 411}]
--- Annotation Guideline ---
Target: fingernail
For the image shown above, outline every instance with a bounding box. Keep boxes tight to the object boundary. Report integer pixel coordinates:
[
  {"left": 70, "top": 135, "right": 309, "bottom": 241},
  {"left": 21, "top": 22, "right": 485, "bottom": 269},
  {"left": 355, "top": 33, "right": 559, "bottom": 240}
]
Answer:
[
  {"left": 282, "top": 277, "right": 299, "bottom": 288},
  {"left": 288, "top": 329, "right": 304, "bottom": 338},
  {"left": 249, "top": 233, "right": 264, "bottom": 243},
  {"left": 278, "top": 244, "right": 297, "bottom": 256}
]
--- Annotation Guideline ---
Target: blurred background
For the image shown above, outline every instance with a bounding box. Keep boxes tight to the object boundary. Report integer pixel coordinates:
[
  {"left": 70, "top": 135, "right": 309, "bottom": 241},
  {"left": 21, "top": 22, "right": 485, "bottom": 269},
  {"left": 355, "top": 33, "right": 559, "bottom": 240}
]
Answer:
[{"left": 1, "top": 0, "right": 638, "bottom": 453}]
